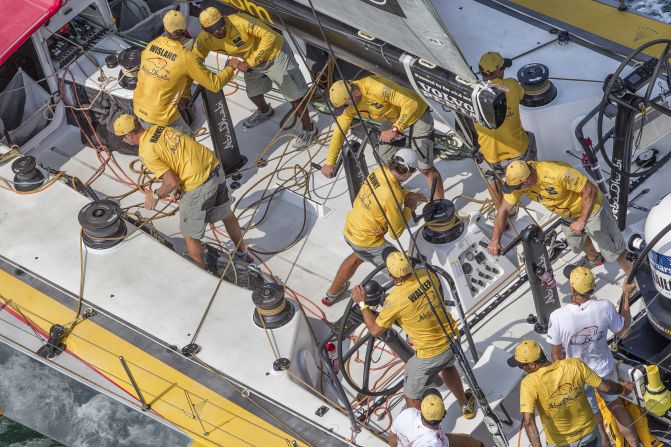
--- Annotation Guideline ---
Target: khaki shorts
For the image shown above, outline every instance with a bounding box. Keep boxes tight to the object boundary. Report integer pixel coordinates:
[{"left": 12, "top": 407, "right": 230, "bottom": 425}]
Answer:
[
  {"left": 484, "top": 131, "right": 537, "bottom": 182},
  {"left": 179, "top": 167, "right": 232, "bottom": 239},
  {"left": 561, "top": 204, "right": 625, "bottom": 263},
  {"left": 404, "top": 346, "right": 456, "bottom": 399},
  {"left": 345, "top": 237, "right": 395, "bottom": 267},
  {"left": 138, "top": 115, "right": 191, "bottom": 135},
  {"left": 244, "top": 44, "right": 308, "bottom": 101},
  {"left": 548, "top": 429, "right": 599, "bottom": 447},
  {"left": 377, "top": 109, "right": 435, "bottom": 170}
]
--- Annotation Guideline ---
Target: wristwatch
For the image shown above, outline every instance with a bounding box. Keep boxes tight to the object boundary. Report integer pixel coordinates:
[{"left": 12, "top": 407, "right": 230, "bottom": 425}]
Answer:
[
  {"left": 391, "top": 125, "right": 401, "bottom": 135},
  {"left": 359, "top": 302, "right": 369, "bottom": 311}
]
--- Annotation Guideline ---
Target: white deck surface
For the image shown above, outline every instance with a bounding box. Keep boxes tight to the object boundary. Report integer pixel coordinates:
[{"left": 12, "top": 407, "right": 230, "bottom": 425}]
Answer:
[{"left": 2, "top": 0, "right": 671, "bottom": 445}]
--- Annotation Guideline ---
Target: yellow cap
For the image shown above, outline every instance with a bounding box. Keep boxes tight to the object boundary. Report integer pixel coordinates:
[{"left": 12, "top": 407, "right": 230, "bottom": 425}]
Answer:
[
  {"left": 329, "top": 80, "right": 350, "bottom": 108},
  {"left": 507, "top": 339, "right": 543, "bottom": 367},
  {"left": 163, "top": 10, "right": 186, "bottom": 33},
  {"left": 386, "top": 251, "right": 412, "bottom": 278},
  {"left": 505, "top": 160, "right": 531, "bottom": 187},
  {"left": 420, "top": 390, "right": 446, "bottom": 421},
  {"left": 113, "top": 114, "right": 137, "bottom": 137},
  {"left": 570, "top": 266, "right": 595, "bottom": 295},
  {"left": 479, "top": 51, "right": 507, "bottom": 73},
  {"left": 199, "top": 7, "right": 223, "bottom": 28}
]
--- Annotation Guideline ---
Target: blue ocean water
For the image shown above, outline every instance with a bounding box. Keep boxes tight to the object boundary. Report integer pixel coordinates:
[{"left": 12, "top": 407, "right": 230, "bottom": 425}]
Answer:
[{"left": 627, "top": 0, "right": 671, "bottom": 23}]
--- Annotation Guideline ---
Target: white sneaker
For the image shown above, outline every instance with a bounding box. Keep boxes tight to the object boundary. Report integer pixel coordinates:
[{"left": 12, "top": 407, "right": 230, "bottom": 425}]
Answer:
[
  {"left": 294, "top": 124, "right": 319, "bottom": 148},
  {"left": 243, "top": 106, "right": 274, "bottom": 129}
]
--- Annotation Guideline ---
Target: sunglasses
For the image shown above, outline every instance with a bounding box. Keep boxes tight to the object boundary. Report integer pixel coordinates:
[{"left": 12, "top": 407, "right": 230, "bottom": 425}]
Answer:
[{"left": 204, "top": 17, "right": 226, "bottom": 34}]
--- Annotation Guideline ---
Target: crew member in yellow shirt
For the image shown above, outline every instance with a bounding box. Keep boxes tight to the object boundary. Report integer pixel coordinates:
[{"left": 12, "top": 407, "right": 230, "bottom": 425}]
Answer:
[
  {"left": 133, "top": 11, "right": 235, "bottom": 133},
  {"left": 194, "top": 7, "right": 317, "bottom": 147},
  {"left": 112, "top": 114, "right": 252, "bottom": 267},
  {"left": 323, "top": 149, "right": 426, "bottom": 305},
  {"left": 323, "top": 75, "right": 444, "bottom": 200},
  {"left": 508, "top": 339, "right": 633, "bottom": 447},
  {"left": 487, "top": 160, "right": 632, "bottom": 275},
  {"left": 475, "top": 51, "right": 537, "bottom": 205},
  {"left": 351, "top": 252, "right": 476, "bottom": 418}
]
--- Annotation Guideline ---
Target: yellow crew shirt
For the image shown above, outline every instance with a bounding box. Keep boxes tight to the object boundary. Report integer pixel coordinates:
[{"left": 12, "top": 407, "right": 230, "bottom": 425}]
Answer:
[
  {"left": 326, "top": 75, "right": 429, "bottom": 165},
  {"left": 503, "top": 161, "right": 602, "bottom": 219},
  {"left": 376, "top": 269, "right": 458, "bottom": 358},
  {"left": 193, "top": 13, "right": 283, "bottom": 68},
  {"left": 139, "top": 125, "right": 219, "bottom": 192},
  {"left": 520, "top": 358, "right": 602, "bottom": 445},
  {"left": 474, "top": 78, "right": 528, "bottom": 164},
  {"left": 134, "top": 35, "right": 234, "bottom": 126},
  {"left": 344, "top": 167, "right": 412, "bottom": 248}
]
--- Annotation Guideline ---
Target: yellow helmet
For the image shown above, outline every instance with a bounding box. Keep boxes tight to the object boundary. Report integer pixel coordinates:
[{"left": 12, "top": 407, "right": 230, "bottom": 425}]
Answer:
[
  {"left": 507, "top": 339, "right": 543, "bottom": 367},
  {"left": 113, "top": 114, "right": 137, "bottom": 137},
  {"left": 505, "top": 160, "right": 531, "bottom": 187},
  {"left": 163, "top": 10, "right": 186, "bottom": 33},
  {"left": 479, "top": 51, "right": 511, "bottom": 74},
  {"left": 199, "top": 7, "right": 223, "bottom": 29},
  {"left": 420, "top": 389, "right": 446, "bottom": 422},
  {"left": 386, "top": 251, "right": 412, "bottom": 278},
  {"left": 329, "top": 80, "right": 351, "bottom": 108},
  {"left": 570, "top": 266, "right": 595, "bottom": 295}
]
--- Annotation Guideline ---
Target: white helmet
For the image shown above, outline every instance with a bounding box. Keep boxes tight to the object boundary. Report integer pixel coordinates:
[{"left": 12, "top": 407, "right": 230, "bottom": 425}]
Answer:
[{"left": 392, "top": 148, "right": 419, "bottom": 172}]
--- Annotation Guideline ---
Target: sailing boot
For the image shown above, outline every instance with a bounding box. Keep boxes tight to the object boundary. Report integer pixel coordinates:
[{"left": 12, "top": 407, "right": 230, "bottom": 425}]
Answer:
[
  {"left": 575, "top": 253, "right": 605, "bottom": 269},
  {"left": 243, "top": 106, "right": 274, "bottom": 129},
  {"left": 295, "top": 123, "right": 319, "bottom": 149},
  {"left": 461, "top": 389, "right": 477, "bottom": 419}
]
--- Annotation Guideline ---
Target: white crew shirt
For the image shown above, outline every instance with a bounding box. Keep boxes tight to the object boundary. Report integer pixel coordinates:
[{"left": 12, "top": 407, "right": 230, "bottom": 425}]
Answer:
[
  {"left": 547, "top": 298, "right": 624, "bottom": 376},
  {"left": 391, "top": 408, "right": 449, "bottom": 447}
]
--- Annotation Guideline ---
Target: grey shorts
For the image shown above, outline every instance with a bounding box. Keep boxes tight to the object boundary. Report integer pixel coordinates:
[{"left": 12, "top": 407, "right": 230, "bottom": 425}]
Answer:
[
  {"left": 179, "top": 167, "right": 232, "bottom": 239},
  {"left": 377, "top": 109, "right": 435, "bottom": 170},
  {"left": 404, "top": 347, "right": 456, "bottom": 400},
  {"left": 244, "top": 44, "right": 308, "bottom": 101},
  {"left": 548, "top": 429, "right": 599, "bottom": 447},
  {"left": 561, "top": 204, "right": 625, "bottom": 262},
  {"left": 585, "top": 368, "right": 619, "bottom": 414},
  {"left": 345, "top": 237, "right": 395, "bottom": 266},
  {"left": 484, "top": 131, "right": 537, "bottom": 182},
  {"left": 138, "top": 115, "right": 191, "bottom": 135}
]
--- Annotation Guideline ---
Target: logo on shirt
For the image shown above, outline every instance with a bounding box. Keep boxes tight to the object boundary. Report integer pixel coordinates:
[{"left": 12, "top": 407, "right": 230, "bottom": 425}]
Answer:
[
  {"left": 163, "top": 128, "right": 182, "bottom": 152},
  {"left": 369, "top": 100, "right": 385, "bottom": 110},
  {"left": 141, "top": 57, "right": 170, "bottom": 81},
  {"left": 407, "top": 279, "right": 432, "bottom": 303},
  {"left": 548, "top": 383, "right": 582, "bottom": 409},
  {"left": 544, "top": 186, "right": 558, "bottom": 195},
  {"left": 232, "top": 36, "right": 245, "bottom": 47},
  {"left": 149, "top": 126, "right": 165, "bottom": 143},
  {"left": 149, "top": 44, "right": 177, "bottom": 61},
  {"left": 568, "top": 326, "right": 605, "bottom": 347}
]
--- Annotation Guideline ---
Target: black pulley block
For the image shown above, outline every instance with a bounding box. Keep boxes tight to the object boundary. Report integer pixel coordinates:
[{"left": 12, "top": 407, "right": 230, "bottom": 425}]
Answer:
[
  {"left": 252, "top": 283, "right": 295, "bottom": 329},
  {"left": 78, "top": 200, "right": 127, "bottom": 250},
  {"left": 11, "top": 156, "right": 45, "bottom": 192},
  {"left": 517, "top": 63, "right": 557, "bottom": 107}
]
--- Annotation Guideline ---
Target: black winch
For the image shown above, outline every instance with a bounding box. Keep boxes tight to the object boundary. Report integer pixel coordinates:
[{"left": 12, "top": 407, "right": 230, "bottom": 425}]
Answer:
[
  {"left": 252, "top": 283, "right": 295, "bottom": 329},
  {"left": 517, "top": 63, "right": 557, "bottom": 107},
  {"left": 78, "top": 200, "right": 127, "bottom": 249},
  {"left": 11, "top": 156, "right": 45, "bottom": 191},
  {"left": 421, "top": 199, "right": 464, "bottom": 244},
  {"left": 117, "top": 48, "right": 140, "bottom": 90}
]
